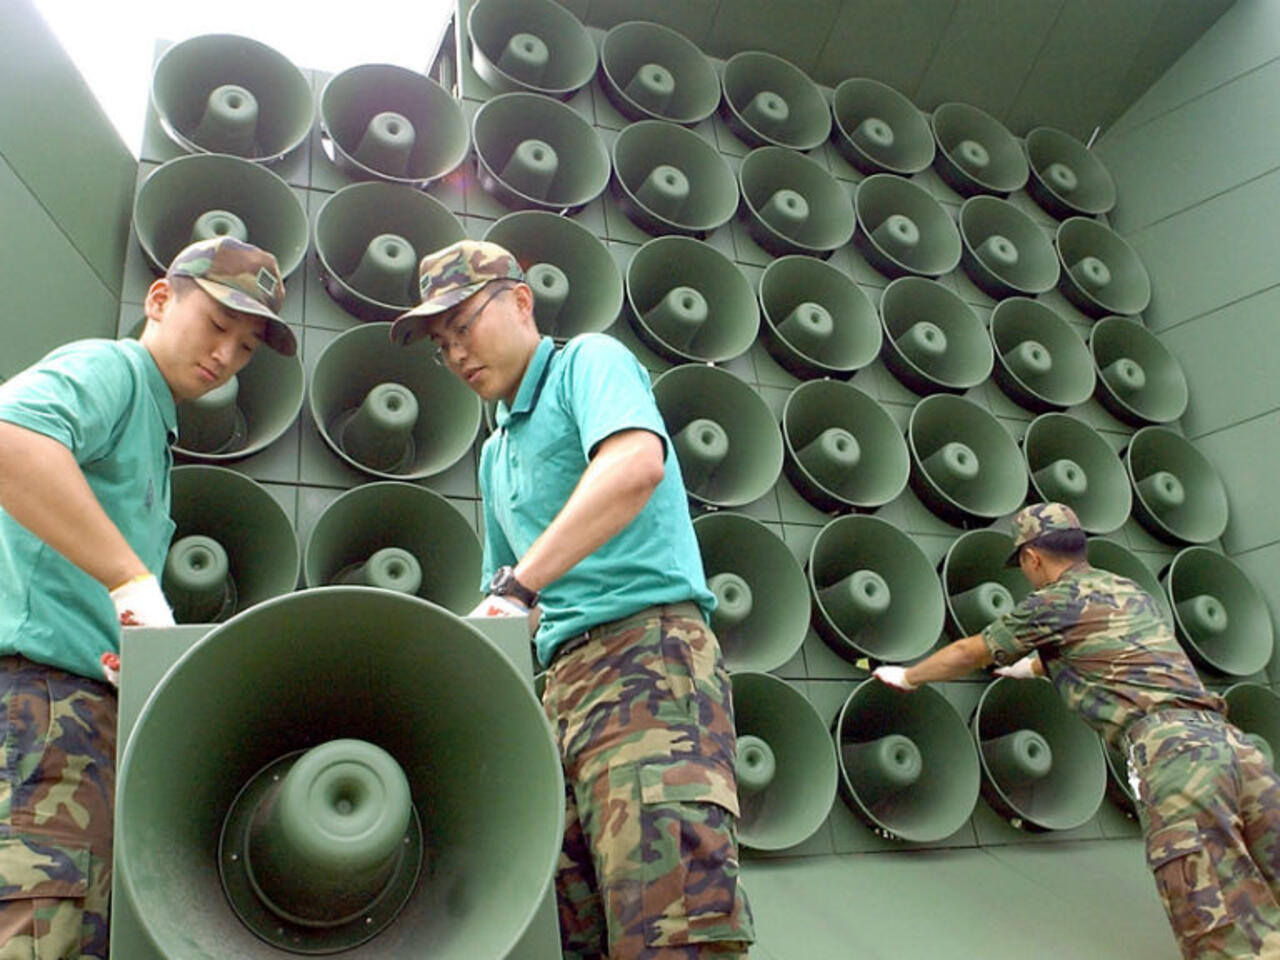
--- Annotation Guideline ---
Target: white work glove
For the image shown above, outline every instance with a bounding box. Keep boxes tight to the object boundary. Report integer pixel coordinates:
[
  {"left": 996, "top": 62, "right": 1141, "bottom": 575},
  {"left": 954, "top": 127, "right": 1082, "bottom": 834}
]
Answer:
[
  {"left": 468, "top": 594, "right": 529, "bottom": 618},
  {"left": 110, "top": 574, "right": 175, "bottom": 628},
  {"left": 100, "top": 652, "right": 120, "bottom": 688},
  {"left": 872, "top": 665, "right": 917, "bottom": 691},
  {"left": 993, "top": 655, "right": 1040, "bottom": 680}
]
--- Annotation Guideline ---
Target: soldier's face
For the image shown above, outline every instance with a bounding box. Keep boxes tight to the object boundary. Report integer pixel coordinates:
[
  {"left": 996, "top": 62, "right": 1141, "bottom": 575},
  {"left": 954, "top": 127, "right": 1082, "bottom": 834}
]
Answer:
[
  {"left": 1018, "top": 546, "right": 1052, "bottom": 589},
  {"left": 426, "top": 281, "right": 539, "bottom": 404}
]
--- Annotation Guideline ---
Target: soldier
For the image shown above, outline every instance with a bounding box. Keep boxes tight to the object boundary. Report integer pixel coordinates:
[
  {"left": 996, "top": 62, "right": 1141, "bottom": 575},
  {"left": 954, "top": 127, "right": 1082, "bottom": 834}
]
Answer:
[
  {"left": 390, "top": 239, "right": 754, "bottom": 959},
  {"left": 874, "top": 502, "right": 1280, "bottom": 960},
  {"left": 0, "top": 236, "right": 293, "bottom": 958}
]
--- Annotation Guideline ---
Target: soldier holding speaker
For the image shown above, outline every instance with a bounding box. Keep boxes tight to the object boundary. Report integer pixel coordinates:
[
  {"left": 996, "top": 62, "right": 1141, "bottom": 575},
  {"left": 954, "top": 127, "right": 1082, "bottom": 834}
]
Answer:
[
  {"left": 391, "top": 239, "right": 755, "bottom": 959},
  {"left": 875, "top": 502, "right": 1280, "bottom": 960}
]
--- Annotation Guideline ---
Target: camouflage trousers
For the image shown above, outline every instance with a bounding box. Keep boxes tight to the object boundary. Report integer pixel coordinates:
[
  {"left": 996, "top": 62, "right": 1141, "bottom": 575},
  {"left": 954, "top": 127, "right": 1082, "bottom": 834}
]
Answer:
[
  {"left": 0, "top": 655, "right": 116, "bottom": 959},
  {"left": 1128, "top": 709, "right": 1280, "bottom": 960},
  {"left": 541, "top": 601, "right": 755, "bottom": 959}
]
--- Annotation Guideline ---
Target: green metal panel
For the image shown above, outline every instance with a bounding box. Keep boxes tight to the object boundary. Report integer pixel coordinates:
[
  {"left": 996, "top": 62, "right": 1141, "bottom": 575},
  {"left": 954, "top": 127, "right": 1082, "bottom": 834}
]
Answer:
[
  {"left": 701, "top": 0, "right": 842, "bottom": 74},
  {"left": 1194, "top": 412, "right": 1280, "bottom": 556},
  {"left": 584, "top": 0, "right": 720, "bottom": 40},
  {"left": 811, "top": 0, "right": 956, "bottom": 101}
]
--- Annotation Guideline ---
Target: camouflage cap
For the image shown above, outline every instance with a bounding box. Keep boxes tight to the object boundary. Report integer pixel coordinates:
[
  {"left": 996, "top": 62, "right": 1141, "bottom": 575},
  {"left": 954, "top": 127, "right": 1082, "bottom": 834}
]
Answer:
[
  {"left": 168, "top": 237, "right": 295, "bottom": 356},
  {"left": 1005, "top": 502, "right": 1083, "bottom": 566},
  {"left": 389, "top": 240, "right": 525, "bottom": 347}
]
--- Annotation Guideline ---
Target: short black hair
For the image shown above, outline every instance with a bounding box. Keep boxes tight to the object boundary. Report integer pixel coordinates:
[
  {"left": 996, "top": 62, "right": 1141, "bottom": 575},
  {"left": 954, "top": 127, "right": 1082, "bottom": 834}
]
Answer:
[{"left": 1026, "top": 528, "right": 1087, "bottom": 561}]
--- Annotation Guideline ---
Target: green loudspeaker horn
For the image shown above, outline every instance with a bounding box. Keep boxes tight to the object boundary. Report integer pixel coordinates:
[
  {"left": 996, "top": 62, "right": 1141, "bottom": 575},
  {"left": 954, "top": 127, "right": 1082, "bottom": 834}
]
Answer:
[
  {"left": 990, "top": 298, "right": 1096, "bottom": 412},
  {"left": 467, "top": 0, "right": 596, "bottom": 98},
  {"left": 733, "top": 672, "right": 838, "bottom": 850},
  {"left": 313, "top": 182, "right": 466, "bottom": 322},
  {"left": 150, "top": 34, "right": 312, "bottom": 163},
  {"left": 165, "top": 465, "right": 300, "bottom": 624},
  {"left": 599, "top": 20, "right": 720, "bottom": 125},
  {"left": 1026, "top": 127, "right": 1118, "bottom": 220},
  {"left": 611, "top": 120, "right": 739, "bottom": 237},
  {"left": 738, "top": 147, "right": 856, "bottom": 258},
  {"left": 971, "top": 676, "right": 1107, "bottom": 831},
  {"left": 625, "top": 236, "right": 759, "bottom": 364},
  {"left": 958, "top": 195, "right": 1060, "bottom": 298},
  {"left": 1090, "top": 316, "right": 1189, "bottom": 426},
  {"left": 309, "top": 323, "right": 481, "bottom": 481},
  {"left": 782, "top": 379, "right": 910, "bottom": 512},
  {"left": 1224, "top": 684, "right": 1280, "bottom": 769},
  {"left": 116, "top": 588, "right": 562, "bottom": 956},
  {"left": 720, "top": 51, "right": 831, "bottom": 151},
  {"left": 808, "top": 515, "right": 945, "bottom": 664},
  {"left": 652, "top": 365, "right": 783, "bottom": 509},
  {"left": 831, "top": 77, "right": 935, "bottom": 176},
  {"left": 854, "top": 173, "right": 962, "bottom": 279},
  {"left": 931, "top": 102, "right": 1029, "bottom": 197},
  {"left": 472, "top": 92, "right": 610, "bottom": 214},
  {"left": 318, "top": 64, "right": 470, "bottom": 187},
  {"left": 1163, "top": 547, "right": 1275, "bottom": 678},
  {"left": 484, "top": 211, "right": 623, "bottom": 341},
  {"left": 304, "top": 482, "right": 483, "bottom": 614},
  {"left": 835, "top": 679, "right": 981, "bottom": 843},
  {"left": 880, "top": 277, "right": 992, "bottom": 394},
  {"left": 758, "top": 255, "right": 881, "bottom": 380},
  {"left": 133, "top": 154, "right": 308, "bottom": 278},
  {"left": 1023, "top": 413, "right": 1131, "bottom": 536},
  {"left": 908, "top": 395, "right": 1028, "bottom": 527},
  {"left": 1056, "top": 217, "right": 1152, "bottom": 318},
  {"left": 1126, "top": 427, "right": 1229, "bottom": 545},
  {"left": 1086, "top": 536, "right": 1172, "bottom": 621},
  {"left": 694, "top": 513, "right": 810, "bottom": 674},
  {"left": 941, "top": 529, "right": 1031, "bottom": 638}
]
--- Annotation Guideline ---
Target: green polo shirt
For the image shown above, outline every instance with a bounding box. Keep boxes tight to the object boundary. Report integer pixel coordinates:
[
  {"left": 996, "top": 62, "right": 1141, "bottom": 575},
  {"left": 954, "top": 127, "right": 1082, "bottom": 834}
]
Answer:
[
  {"left": 479, "top": 334, "right": 715, "bottom": 667},
  {"left": 0, "top": 339, "right": 178, "bottom": 679}
]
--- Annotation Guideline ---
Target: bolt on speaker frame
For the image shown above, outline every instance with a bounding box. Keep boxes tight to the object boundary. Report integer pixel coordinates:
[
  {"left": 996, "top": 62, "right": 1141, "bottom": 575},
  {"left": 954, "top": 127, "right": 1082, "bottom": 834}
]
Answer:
[
  {"left": 1086, "top": 536, "right": 1173, "bottom": 623},
  {"left": 879, "top": 276, "right": 993, "bottom": 395},
  {"left": 958, "top": 195, "right": 1061, "bottom": 299},
  {"left": 830, "top": 77, "right": 935, "bottom": 177},
  {"left": 1224, "top": 684, "right": 1280, "bottom": 770},
  {"left": 598, "top": 20, "right": 720, "bottom": 126},
  {"left": 1126, "top": 426, "right": 1229, "bottom": 545},
  {"left": 940, "top": 529, "right": 1031, "bottom": 639},
  {"left": 1090, "top": 316, "right": 1189, "bottom": 426},
  {"left": 720, "top": 50, "right": 832, "bottom": 151},
  {"left": 1055, "top": 217, "right": 1152, "bottom": 318},
  {"left": 737, "top": 146, "right": 857, "bottom": 258},
  {"left": 989, "top": 297, "right": 1096, "bottom": 413},
  {"left": 931, "top": 102, "right": 1029, "bottom": 197},
  {"left": 467, "top": 0, "right": 597, "bottom": 98},
  {"left": 854, "top": 173, "right": 963, "bottom": 279},
  {"left": 1025, "top": 127, "right": 1117, "bottom": 220},
  {"left": 1023, "top": 413, "right": 1132, "bottom": 536},
  {"left": 1163, "top": 547, "right": 1275, "bottom": 679}
]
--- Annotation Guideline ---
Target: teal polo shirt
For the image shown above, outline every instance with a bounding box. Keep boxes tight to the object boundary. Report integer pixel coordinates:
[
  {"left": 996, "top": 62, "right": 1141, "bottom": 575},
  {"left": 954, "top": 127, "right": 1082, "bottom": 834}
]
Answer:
[
  {"left": 0, "top": 339, "right": 178, "bottom": 679},
  {"left": 479, "top": 334, "right": 715, "bottom": 667}
]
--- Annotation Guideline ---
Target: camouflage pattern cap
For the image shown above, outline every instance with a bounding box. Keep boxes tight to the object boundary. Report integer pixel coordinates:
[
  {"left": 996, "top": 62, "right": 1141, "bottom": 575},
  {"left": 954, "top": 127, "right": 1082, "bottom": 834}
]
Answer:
[
  {"left": 168, "top": 236, "right": 295, "bottom": 356},
  {"left": 389, "top": 240, "right": 525, "bottom": 347},
  {"left": 1005, "top": 502, "right": 1083, "bottom": 566}
]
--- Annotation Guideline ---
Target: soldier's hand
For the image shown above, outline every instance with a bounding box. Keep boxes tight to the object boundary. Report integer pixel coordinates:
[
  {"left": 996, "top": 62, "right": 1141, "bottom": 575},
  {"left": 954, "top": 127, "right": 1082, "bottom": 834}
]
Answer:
[
  {"left": 872, "top": 665, "right": 917, "bottom": 691},
  {"left": 468, "top": 594, "right": 529, "bottom": 618},
  {"left": 993, "top": 655, "right": 1040, "bottom": 680},
  {"left": 110, "top": 573, "right": 175, "bottom": 628}
]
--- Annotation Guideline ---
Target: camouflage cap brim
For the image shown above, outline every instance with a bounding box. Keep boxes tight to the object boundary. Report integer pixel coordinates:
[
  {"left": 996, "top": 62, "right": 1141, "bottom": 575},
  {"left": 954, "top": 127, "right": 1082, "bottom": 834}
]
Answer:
[
  {"left": 388, "top": 280, "right": 489, "bottom": 347},
  {"left": 193, "top": 277, "right": 297, "bottom": 357}
]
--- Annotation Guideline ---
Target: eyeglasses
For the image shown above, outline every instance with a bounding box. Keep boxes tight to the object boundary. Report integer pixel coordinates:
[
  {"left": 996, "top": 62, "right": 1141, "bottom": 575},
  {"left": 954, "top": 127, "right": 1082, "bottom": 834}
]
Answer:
[{"left": 429, "top": 282, "right": 512, "bottom": 366}]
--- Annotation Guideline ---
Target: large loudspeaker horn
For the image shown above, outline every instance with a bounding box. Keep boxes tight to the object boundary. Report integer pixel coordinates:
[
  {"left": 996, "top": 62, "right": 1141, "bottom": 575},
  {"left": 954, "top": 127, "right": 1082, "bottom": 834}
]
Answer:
[
  {"left": 318, "top": 64, "right": 470, "bottom": 187},
  {"left": 116, "top": 588, "right": 563, "bottom": 957},
  {"left": 990, "top": 298, "right": 1095, "bottom": 412},
  {"left": 834, "top": 679, "right": 981, "bottom": 843},
  {"left": 1086, "top": 536, "right": 1172, "bottom": 622},
  {"left": 830, "top": 77, "right": 935, "bottom": 177},
  {"left": 781, "top": 380, "right": 910, "bottom": 512},
  {"left": 610, "top": 120, "right": 739, "bottom": 237},
  {"left": 314, "top": 182, "right": 467, "bottom": 322},
  {"left": 1224, "top": 684, "right": 1280, "bottom": 769},
  {"left": 1056, "top": 217, "right": 1152, "bottom": 318},
  {"left": 467, "top": 0, "right": 596, "bottom": 98},
  {"left": 758, "top": 255, "right": 881, "bottom": 380},
  {"left": 309, "top": 323, "right": 481, "bottom": 481},
  {"left": 808, "top": 515, "right": 945, "bottom": 664},
  {"left": 693, "top": 514, "right": 810, "bottom": 674},
  {"left": 165, "top": 465, "right": 300, "bottom": 624},
  {"left": 908, "top": 395, "right": 1029, "bottom": 527},
  {"left": 958, "top": 196, "right": 1060, "bottom": 298},
  {"left": 484, "top": 211, "right": 623, "bottom": 341},
  {"left": 598, "top": 20, "right": 720, "bottom": 125},
  {"left": 738, "top": 147, "right": 856, "bottom": 258},
  {"left": 1023, "top": 413, "right": 1131, "bottom": 536},
  {"left": 853, "top": 173, "right": 962, "bottom": 279},
  {"left": 1026, "top": 127, "right": 1118, "bottom": 220},
  {"left": 177, "top": 344, "right": 304, "bottom": 462},
  {"left": 940, "top": 529, "right": 1031, "bottom": 639},
  {"left": 303, "top": 482, "right": 483, "bottom": 615},
  {"left": 1126, "top": 427, "right": 1229, "bottom": 545},
  {"left": 732, "top": 672, "right": 838, "bottom": 851},
  {"left": 472, "top": 92, "right": 610, "bottom": 214},
  {"left": 1163, "top": 547, "right": 1275, "bottom": 678},
  {"left": 1090, "top": 316, "right": 1189, "bottom": 426},
  {"left": 150, "top": 34, "right": 312, "bottom": 162},
  {"left": 720, "top": 51, "right": 831, "bottom": 151},
  {"left": 625, "top": 236, "right": 759, "bottom": 364},
  {"left": 880, "top": 276, "right": 992, "bottom": 394},
  {"left": 931, "top": 102, "right": 1029, "bottom": 197},
  {"left": 133, "top": 154, "right": 309, "bottom": 278},
  {"left": 651, "top": 365, "right": 783, "bottom": 509},
  {"left": 971, "top": 676, "right": 1107, "bottom": 831}
]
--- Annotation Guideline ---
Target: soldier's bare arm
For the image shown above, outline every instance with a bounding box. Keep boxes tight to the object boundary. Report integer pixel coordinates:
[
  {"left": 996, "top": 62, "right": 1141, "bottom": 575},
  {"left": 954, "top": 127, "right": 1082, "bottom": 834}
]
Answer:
[{"left": 904, "top": 634, "right": 993, "bottom": 686}]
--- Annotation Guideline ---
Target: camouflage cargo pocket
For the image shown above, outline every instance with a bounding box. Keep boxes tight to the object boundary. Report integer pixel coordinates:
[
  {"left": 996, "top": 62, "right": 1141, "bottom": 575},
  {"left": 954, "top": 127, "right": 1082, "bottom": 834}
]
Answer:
[
  {"left": 1145, "top": 821, "right": 1231, "bottom": 941},
  {"left": 0, "top": 836, "right": 89, "bottom": 902}
]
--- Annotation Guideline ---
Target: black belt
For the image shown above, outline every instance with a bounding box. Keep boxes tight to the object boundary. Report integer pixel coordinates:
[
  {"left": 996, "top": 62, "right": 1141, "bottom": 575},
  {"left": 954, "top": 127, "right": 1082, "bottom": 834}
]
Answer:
[{"left": 1125, "top": 707, "right": 1223, "bottom": 745}]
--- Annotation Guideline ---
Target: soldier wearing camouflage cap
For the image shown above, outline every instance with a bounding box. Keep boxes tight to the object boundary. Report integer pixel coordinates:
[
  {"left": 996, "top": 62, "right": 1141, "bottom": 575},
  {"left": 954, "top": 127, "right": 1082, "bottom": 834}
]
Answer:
[
  {"left": 0, "top": 235, "right": 289, "bottom": 956},
  {"left": 393, "top": 240, "right": 755, "bottom": 957},
  {"left": 873, "top": 504, "right": 1280, "bottom": 960}
]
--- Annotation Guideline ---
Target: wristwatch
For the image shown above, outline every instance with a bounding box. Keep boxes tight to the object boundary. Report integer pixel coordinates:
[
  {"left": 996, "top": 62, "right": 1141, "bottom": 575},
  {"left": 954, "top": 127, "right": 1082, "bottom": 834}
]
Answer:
[{"left": 489, "top": 566, "right": 540, "bottom": 608}]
